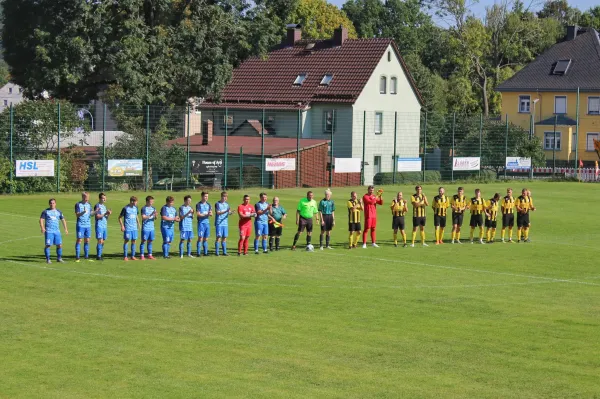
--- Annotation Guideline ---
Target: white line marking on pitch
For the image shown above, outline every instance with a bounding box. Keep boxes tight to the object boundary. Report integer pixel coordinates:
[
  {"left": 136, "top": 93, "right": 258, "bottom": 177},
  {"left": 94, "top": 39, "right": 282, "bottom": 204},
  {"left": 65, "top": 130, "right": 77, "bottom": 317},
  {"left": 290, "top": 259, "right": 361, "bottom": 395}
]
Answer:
[{"left": 0, "top": 236, "right": 39, "bottom": 246}]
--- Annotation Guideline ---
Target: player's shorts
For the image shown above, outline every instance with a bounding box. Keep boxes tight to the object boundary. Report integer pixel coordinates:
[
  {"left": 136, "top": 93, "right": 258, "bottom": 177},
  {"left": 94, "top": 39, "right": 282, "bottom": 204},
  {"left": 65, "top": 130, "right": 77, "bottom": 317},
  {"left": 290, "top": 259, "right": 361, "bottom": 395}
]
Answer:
[
  {"left": 392, "top": 216, "right": 405, "bottom": 230},
  {"left": 44, "top": 232, "right": 62, "bottom": 246},
  {"left": 321, "top": 214, "right": 334, "bottom": 231},
  {"left": 161, "top": 227, "right": 174, "bottom": 243},
  {"left": 95, "top": 227, "right": 107, "bottom": 241},
  {"left": 269, "top": 224, "right": 283, "bottom": 237},
  {"left": 216, "top": 225, "right": 229, "bottom": 238},
  {"left": 502, "top": 213, "right": 515, "bottom": 227},
  {"left": 470, "top": 214, "right": 483, "bottom": 227},
  {"left": 124, "top": 230, "right": 138, "bottom": 240},
  {"left": 485, "top": 219, "right": 497, "bottom": 229},
  {"left": 76, "top": 226, "right": 91, "bottom": 239},
  {"left": 452, "top": 212, "right": 464, "bottom": 226},
  {"left": 412, "top": 216, "right": 426, "bottom": 227},
  {"left": 364, "top": 218, "right": 377, "bottom": 230},
  {"left": 298, "top": 217, "right": 313, "bottom": 233},
  {"left": 517, "top": 213, "right": 530, "bottom": 228},
  {"left": 434, "top": 215, "right": 447, "bottom": 228},
  {"left": 239, "top": 223, "right": 251, "bottom": 237},
  {"left": 197, "top": 223, "right": 210, "bottom": 239},
  {"left": 255, "top": 222, "right": 269, "bottom": 236},
  {"left": 348, "top": 222, "right": 362, "bottom": 232},
  {"left": 142, "top": 230, "right": 155, "bottom": 241},
  {"left": 180, "top": 230, "right": 194, "bottom": 240}
]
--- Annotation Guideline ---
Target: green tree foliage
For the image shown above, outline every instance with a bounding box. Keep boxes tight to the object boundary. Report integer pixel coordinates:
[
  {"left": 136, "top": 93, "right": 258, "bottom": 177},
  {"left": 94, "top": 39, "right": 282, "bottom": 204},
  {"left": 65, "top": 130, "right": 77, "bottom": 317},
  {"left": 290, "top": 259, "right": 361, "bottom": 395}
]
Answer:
[
  {"left": 287, "top": 0, "right": 357, "bottom": 40},
  {"left": 580, "top": 7, "right": 600, "bottom": 30},
  {"left": 537, "top": 0, "right": 581, "bottom": 26},
  {"left": 0, "top": 60, "right": 9, "bottom": 87}
]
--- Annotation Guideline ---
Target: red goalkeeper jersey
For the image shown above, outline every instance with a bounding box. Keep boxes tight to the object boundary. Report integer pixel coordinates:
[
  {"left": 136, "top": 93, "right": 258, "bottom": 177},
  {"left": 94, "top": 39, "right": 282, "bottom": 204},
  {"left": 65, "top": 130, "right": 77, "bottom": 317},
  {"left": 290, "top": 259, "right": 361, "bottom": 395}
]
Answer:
[
  {"left": 362, "top": 194, "right": 382, "bottom": 220},
  {"left": 237, "top": 204, "right": 254, "bottom": 227}
]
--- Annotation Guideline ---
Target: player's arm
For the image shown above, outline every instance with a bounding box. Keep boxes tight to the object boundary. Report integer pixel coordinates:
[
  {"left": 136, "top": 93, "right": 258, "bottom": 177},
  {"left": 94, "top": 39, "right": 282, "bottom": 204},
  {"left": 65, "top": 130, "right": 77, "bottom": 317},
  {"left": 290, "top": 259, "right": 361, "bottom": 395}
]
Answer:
[
  {"left": 118, "top": 208, "right": 125, "bottom": 231},
  {"left": 39, "top": 213, "right": 46, "bottom": 233},
  {"left": 331, "top": 210, "right": 335, "bottom": 225},
  {"left": 75, "top": 204, "right": 86, "bottom": 218},
  {"left": 281, "top": 208, "right": 287, "bottom": 219},
  {"left": 295, "top": 209, "right": 300, "bottom": 225},
  {"left": 403, "top": 201, "right": 408, "bottom": 213},
  {"left": 422, "top": 195, "right": 429, "bottom": 207},
  {"left": 61, "top": 213, "right": 69, "bottom": 235},
  {"left": 376, "top": 196, "right": 383, "bottom": 205},
  {"left": 136, "top": 212, "right": 141, "bottom": 229},
  {"left": 411, "top": 196, "right": 419, "bottom": 208}
]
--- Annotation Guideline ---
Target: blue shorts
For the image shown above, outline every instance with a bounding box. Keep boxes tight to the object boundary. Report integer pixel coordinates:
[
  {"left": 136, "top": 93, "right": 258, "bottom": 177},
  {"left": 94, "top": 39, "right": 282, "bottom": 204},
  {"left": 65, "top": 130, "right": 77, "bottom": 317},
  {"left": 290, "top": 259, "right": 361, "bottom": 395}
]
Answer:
[
  {"left": 161, "top": 228, "right": 174, "bottom": 243},
  {"left": 216, "top": 225, "right": 228, "bottom": 238},
  {"left": 76, "top": 226, "right": 91, "bottom": 239},
  {"left": 180, "top": 230, "right": 194, "bottom": 240},
  {"left": 255, "top": 222, "right": 269, "bottom": 236},
  {"left": 197, "top": 224, "right": 210, "bottom": 239},
  {"left": 142, "top": 230, "right": 155, "bottom": 241},
  {"left": 96, "top": 227, "right": 107, "bottom": 241},
  {"left": 44, "top": 232, "right": 62, "bottom": 246},
  {"left": 124, "top": 230, "right": 138, "bottom": 241}
]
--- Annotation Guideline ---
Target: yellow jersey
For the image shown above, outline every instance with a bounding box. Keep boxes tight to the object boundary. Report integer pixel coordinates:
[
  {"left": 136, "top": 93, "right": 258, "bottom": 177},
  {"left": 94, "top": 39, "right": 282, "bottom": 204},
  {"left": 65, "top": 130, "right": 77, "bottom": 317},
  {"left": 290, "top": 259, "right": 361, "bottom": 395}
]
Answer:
[
  {"left": 432, "top": 195, "right": 450, "bottom": 217},
  {"left": 452, "top": 194, "right": 467, "bottom": 214},
  {"left": 390, "top": 199, "right": 408, "bottom": 217},
  {"left": 515, "top": 195, "right": 532, "bottom": 214},
  {"left": 470, "top": 197, "right": 485, "bottom": 215},
  {"left": 501, "top": 195, "right": 515, "bottom": 214},
  {"left": 411, "top": 194, "right": 426, "bottom": 217},
  {"left": 347, "top": 199, "right": 362, "bottom": 223},
  {"left": 486, "top": 198, "right": 499, "bottom": 221}
]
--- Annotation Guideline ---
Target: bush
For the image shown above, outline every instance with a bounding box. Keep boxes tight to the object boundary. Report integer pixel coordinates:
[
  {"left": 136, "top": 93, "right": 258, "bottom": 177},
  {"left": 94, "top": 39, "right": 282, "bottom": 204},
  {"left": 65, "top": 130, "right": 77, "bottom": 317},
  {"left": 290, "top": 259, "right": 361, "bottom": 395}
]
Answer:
[
  {"left": 373, "top": 171, "right": 441, "bottom": 185},
  {"left": 453, "top": 169, "right": 497, "bottom": 183}
]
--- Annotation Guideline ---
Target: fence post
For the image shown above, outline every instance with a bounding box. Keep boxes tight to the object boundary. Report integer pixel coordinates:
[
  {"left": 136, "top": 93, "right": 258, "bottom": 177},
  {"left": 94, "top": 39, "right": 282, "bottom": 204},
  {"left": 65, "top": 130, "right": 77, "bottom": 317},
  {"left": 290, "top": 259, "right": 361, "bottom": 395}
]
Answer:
[
  {"left": 504, "top": 114, "right": 509, "bottom": 180},
  {"left": 575, "top": 87, "right": 580, "bottom": 169},
  {"left": 146, "top": 105, "right": 150, "bottom": 191},
  {"left": 329, "top": 109, "right": 335, "bottom": 187},
  {"left": 9, "top": 104, "right": 14, "bottom": 193},
  {"left": 361, "top": 110, "right": 366, "bottom": 186},
  {"left": 239, "top": 146, "right": 243, "bottom": 190},
  {"left": 57, "top": 102, "right": 61, "bottom": 193},
  {"left": 186, "top": 104, "right": 191, "bottom": 188},
  {"left": 296, "top": 109, "right": 300, "bottom": 188},
  {"left": 392, "top": 111, "right": 397, "bottom": 184},
  {"left": 553, "top": 114, "right": 557, "bottom": 174},
  {"left": 422, "top": 112, "right": 427, "bottom": 183},
  {"left": 102, "top": 103, "right": 106, "bottom": 191},
  {"left": 261, "top": 109, "right": 265, "bottom": 188},
  {"left": 478, "top": 113, "right": 483, "bottom": 179},
  {"left": 224, "top": 108, "right": 229, "bottom": 188},
  {"left": 529, "top": 114, "right": 534, "bottom": 179},
  {"left": 451, "top": 112, "right": 455, "bottom": 182}
]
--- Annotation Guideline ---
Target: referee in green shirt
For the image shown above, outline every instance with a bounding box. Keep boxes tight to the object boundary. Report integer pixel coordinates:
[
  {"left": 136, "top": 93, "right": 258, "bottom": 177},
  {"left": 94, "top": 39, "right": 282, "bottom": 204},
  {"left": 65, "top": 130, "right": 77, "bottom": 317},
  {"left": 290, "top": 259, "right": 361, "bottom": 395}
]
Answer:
[
  {"left": 292, "top": 191, "right": 318, "bottom": 250},
  {"left": 318, "top": 188, "right": 335, "bottom": 250}
]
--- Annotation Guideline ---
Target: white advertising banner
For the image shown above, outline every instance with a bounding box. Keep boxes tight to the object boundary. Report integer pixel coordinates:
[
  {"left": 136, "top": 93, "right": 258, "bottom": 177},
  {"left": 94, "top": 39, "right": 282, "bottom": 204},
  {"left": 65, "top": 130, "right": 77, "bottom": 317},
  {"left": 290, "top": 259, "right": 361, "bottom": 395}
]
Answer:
[
  {"left": 15, "top": 160, "right": 55, "bottom": 177},
  {"left": 334, "top": 158, "right": 362, "bottom": 173},
  {"left": 452, "top": 157, "right": 481, "bottom": 171},
  {"left": 266, "top": 158, "right": 296, "bottom": 171},
  {"left": 506, "top": 157, "right": 531, "bottom": 170},
  {"left": 397, "top": 158, "right": 422, "bottom": 172}
]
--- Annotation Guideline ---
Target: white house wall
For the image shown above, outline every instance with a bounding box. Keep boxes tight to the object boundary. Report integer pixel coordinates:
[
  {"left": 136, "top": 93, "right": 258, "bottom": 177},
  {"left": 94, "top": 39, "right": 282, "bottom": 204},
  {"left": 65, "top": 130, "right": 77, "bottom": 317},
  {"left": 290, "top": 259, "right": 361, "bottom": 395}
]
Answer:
[{"left": 308, "top": 104, "right": 354, "bottom": 158}]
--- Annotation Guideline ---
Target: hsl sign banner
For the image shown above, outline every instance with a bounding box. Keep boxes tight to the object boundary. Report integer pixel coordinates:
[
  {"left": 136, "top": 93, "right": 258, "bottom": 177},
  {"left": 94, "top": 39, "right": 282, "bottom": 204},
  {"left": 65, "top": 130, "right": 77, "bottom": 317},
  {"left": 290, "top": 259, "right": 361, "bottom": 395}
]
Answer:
[
  {"left": 16, "top": 160, "right": 55, "bottom": 177},
  {"left": 452, "top": 157, "right": 481, "bottom": 171},
  {"left": 505, "top": 157, "right": 531, "bottom": 170},
  {"left": 265, "top": 158, "right": 296, "bottom": 171}
]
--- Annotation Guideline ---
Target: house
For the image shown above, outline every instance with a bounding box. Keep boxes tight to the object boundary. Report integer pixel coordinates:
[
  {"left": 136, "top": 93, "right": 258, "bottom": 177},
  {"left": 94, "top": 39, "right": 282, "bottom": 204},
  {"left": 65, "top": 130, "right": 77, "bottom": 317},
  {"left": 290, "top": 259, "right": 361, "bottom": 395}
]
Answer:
[
  {"left": 0, "top": 83, "right": 25, "bottom": 110},
  {"left": 496, "top": 26, "right": 600, "bottom": 165},
  {"left": 196, "top": 24, "right": 423, "bottom": 185}
]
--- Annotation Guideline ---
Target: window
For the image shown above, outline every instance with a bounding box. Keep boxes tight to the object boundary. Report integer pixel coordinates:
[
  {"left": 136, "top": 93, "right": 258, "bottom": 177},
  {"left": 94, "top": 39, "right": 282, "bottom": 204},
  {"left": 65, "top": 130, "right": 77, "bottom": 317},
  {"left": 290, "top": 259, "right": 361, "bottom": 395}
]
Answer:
[
  {"left": 552, "top": 59, "right": 571, "bottom": 75},
  {"left": 293, "top": 74, "right": 307, "bottom": 86},
  {"left": 221, "top": 113, "right": 233, "bottom": 128},
  {"left": 320, "top": 74, "right": 333, "bottom": 86},
  {"left": 323, "top": 110, "right": 336, "bottom": 134},
  {"left": 387, "top": 51, "right": 391, "bottom": 62},
  {"left": 572, "top": 132, "right": 577, "bottom": 152},
  {"left": 588, "top": 97, "right": 600, "bottom": 115},
  {"left": 374, "top": 156, "right": 381, "bottom": 175},
  {"left": 544, "top": 131, "right": 561, "bottom": 150},
  {"left": 587, "top": 133, "right": 599, "bottom": 151},
  {"left": 554, "top": 96, "right": 567, "bottom": 114},
  {"left": 3, "top": 100, "right": 7, "bottom": 106},
  {"left": 379, "top": 76, "right": 387, "bottom": 94},
  {"left": 390, "top": 77, "right": 397, "bottom": 95},
  {"left": 8, "top": 88, "right": 12, "bottom": 94},
  {"left": 374, "top": 112, "right": 383, "bottom": 134},
  {"left": 519, "top": 95, "right": 531, "bottom": 113}
]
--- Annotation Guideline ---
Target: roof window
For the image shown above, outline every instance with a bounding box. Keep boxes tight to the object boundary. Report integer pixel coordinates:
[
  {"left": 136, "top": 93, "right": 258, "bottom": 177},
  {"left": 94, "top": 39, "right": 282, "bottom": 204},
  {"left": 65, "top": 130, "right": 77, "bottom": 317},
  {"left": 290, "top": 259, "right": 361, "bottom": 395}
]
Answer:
[
  {"left": 552, "top": 59, "right": 571, "bottom": 75},
  {"left": 320, "top": 74, "right": 333, "bottom": 86},
  {"left": 294, "top": 73, "right": 307, "bottom": 85}
]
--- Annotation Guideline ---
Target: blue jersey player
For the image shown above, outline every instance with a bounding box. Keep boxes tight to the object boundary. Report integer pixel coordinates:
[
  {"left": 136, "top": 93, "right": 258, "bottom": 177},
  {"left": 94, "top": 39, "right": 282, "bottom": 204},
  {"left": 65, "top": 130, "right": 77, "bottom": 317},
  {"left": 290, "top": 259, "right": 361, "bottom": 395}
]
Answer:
[
  {"left": 94, "top": 192, "right": 112, "bottom": 261},
  {"left": 40, "top": 198, "right": 68, "bottom": 264},
  {"left": 179, "top": 195, "right": 195, "bottom": 258},
  {"left": 160, "top": 196, "right": 179, "bottom": 258},
  {"left": 75, "top": 192, "right": 95, "bottom": 262},
  {"left": 140, "top": 195, "right": 158, "bottom": 260},
  {"left": 214, "top": 191, "right": 235, "bottom": 256},
  {"left": 196, "top": 191, "right": 212, "bottom": 256},
  {"left": 118, "top": 196, "right": 141, "bottom": 261},
  {"left": 254, "top": 192, "right": 271, "bottom": 254}
]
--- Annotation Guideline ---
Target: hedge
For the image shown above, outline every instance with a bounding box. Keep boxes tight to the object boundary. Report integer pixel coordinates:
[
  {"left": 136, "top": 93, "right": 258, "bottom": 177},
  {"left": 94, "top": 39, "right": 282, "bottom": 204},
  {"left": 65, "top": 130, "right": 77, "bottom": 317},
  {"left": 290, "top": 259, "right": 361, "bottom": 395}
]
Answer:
[{"left": 373, "top": 171, "right": 441, "bottom": 185}]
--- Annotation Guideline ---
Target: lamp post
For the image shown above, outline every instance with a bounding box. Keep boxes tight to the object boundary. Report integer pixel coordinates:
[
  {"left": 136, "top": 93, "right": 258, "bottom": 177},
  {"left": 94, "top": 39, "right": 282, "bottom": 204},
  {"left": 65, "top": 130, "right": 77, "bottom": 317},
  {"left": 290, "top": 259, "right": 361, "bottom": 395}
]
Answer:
[
  {"left": 78, "top": 108, "right": 94, "bottom": 130},
  {"left": 530, "top": 99, "right": 539, "bottom": 179}
]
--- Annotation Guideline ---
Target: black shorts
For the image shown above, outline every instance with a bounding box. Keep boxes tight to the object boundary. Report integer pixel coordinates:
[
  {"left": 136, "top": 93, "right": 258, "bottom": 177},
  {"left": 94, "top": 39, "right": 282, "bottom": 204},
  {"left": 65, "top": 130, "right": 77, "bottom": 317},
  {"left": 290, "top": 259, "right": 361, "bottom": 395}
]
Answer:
[
  {"left": 412, "top": 216, "right": 426, "bottom": 227},
  {"left": 321, "top": 214, "right": 334, "bottom": 231},
  {"left": 392, "top": 216, "right": 405, "bottom": 230},
  {"left": 470, "top": 214, "right": 483, "bottom": 227},
  {"left": 269, "top": 223, "right": 282, "bottom": 237},
  {"left": 517, "top": 213, "right": 530, "bottom": 228},
  {"left": 502, "top": 213, "right": 514, "bottom": 228},
  {"left": 485, "top": 219, "right": 497, "bottom": 229},
  {"left": 348, "top": 222, "right": 362, "bottom": 232},
  {"left": 298, "top": 217, "right": 313, "bottom": 233},
  {"left": 434, "top": 215, "right": 447, "bottom": 228},
  {"left": 452, "top": 212, "right": 464, "bottom": 226}
]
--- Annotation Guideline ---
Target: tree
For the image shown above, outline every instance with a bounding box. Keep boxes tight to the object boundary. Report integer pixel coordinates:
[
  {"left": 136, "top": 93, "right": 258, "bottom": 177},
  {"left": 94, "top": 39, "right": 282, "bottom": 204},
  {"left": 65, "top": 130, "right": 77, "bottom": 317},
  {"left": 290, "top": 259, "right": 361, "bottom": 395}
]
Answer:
[
  {"left": 287, "top": 0, "right": 357, "bottom": 40},
  {"left": 537, "top": 0, "right": 581, "bottom": 26},
  {"left": 2, "top": 0, "right": 291, "bottom": 106},
  {"left": 0, "top": 60, "right": 9, "bottom": 88},
  {"left": 580, "top": 6, "right": 600, "bottom": 30}
]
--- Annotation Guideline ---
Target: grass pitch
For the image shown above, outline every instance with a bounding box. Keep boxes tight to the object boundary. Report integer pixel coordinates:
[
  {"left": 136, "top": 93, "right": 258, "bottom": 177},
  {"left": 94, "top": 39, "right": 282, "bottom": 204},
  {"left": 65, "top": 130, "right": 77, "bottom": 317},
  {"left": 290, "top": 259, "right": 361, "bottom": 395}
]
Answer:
[{"left": 0, "top": 182, "right": 599, "bottom": 398}]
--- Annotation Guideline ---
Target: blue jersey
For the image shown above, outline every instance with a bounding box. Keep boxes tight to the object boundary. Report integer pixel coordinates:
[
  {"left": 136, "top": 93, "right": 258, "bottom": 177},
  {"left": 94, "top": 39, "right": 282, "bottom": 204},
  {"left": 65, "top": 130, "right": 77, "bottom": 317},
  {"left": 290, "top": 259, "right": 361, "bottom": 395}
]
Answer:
[
  {"left": 161, "top": 205, "right": 177, "bottom": 229},
  {"left": 119, "top": 205, "right": 139, "bottom": 231},
  {"left": 214, "top": 201, "right": 230, "bottom": 227},
  {"left": 41, "top": 208, "right": 64, "bottom": 234},
  {"left": 75, "top": 201, "right": 92, "bottom": 228},
  {"left": 179, "top": 205, "right": 194, "bottom": 232},
  {"left": 94, "top": 203, "right": 109, "bottom": 229},
  {"left": 196, "top": 202, "right": 212, "bottom": 225},
  {"left": 255, "top": 201, "right": 270, "bottom": 224},
  {"left": 141, "top": 206, "right": 157, "bottom": 231}
]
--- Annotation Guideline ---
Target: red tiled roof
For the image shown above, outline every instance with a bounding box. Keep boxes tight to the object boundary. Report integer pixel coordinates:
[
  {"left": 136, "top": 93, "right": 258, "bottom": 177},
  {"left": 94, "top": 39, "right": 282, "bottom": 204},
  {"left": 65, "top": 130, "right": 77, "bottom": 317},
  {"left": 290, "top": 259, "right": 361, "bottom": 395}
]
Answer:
[
  {"left": 201, "top": 38, "right": 423, "bottom": 107},
  {"left": 167, "top": 135, "right": 328, "bottom": 156},
  {"left": 241, "top": 120, "right": 270, "bottom": 136}
]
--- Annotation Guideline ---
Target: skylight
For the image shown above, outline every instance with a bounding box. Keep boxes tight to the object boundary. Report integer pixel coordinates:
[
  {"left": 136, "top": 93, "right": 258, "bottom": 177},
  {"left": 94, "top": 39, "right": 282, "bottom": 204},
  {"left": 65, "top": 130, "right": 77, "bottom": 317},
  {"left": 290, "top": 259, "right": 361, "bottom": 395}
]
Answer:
[
  {"left": 553, "top": 59, "right": 572, "bottom": 75},
  {"left": 320, "top": 74, "right": 333, "bottom": 86},
  {"left": 294, "top": 74, "right": 307, "bottom": 85}
]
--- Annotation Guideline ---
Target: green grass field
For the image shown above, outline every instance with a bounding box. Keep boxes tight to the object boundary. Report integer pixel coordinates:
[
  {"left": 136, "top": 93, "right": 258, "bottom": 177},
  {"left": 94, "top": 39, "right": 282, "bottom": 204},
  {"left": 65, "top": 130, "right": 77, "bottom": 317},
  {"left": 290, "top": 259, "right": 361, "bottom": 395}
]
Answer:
[{"left": 0, "top": 182, "right": 599, "bottom": 398}]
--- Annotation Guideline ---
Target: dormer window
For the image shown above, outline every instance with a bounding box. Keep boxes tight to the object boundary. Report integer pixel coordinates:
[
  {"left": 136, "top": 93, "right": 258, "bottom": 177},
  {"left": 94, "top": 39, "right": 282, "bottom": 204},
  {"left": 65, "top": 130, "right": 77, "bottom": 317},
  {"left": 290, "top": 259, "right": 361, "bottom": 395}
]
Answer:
[
  {"left": 294, "top": 74, "right": 307, "bottom": 86},
  {"left": 320, "top": 74, "right": 333, "bottom": 86},
  {"left": 552, "top": 59, "right": 571, "bottom": 75}
]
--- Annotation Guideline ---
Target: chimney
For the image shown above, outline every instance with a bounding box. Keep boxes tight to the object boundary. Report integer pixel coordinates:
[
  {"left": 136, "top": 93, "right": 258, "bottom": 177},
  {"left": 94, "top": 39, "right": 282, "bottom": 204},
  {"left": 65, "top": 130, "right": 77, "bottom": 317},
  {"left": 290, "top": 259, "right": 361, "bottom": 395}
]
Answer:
[
  {"left": 286, "top": 24, "right": 302, "bottom": 46},
  {"left": 333, "top": 25, "right": 348, "bottom": 47},
  {"left": 202, "top": 120, "right": 213, "bottom": 145},
  {"left": 566, "top": 25, "right": 579, "bottom": 41}
]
